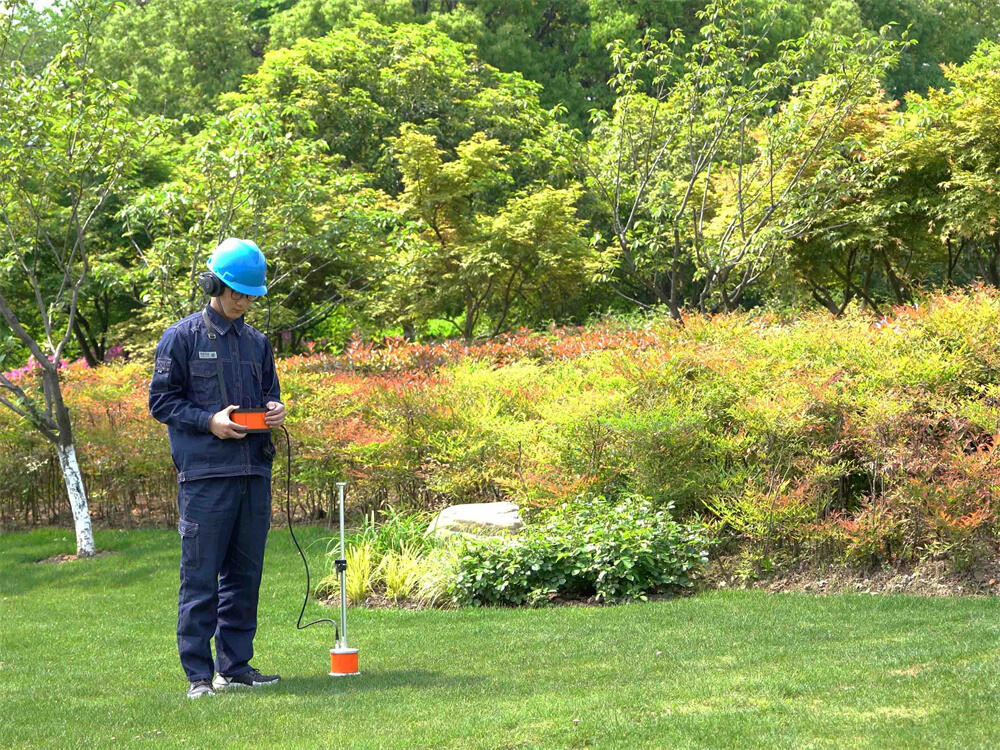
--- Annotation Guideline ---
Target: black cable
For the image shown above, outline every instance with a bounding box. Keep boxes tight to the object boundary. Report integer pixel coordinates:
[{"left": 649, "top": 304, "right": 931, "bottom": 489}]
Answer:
[
  {"left": 265, "top": 293, "right": 272, "bottom": 341},
  {"left": 280, "top": 425, "right": 338, "bottom": 634}
]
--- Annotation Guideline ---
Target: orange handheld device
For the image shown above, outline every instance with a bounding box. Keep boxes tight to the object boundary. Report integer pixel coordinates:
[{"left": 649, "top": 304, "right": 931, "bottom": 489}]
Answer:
[{"left": 231, "top": 408, "right": 270, "bottom": 432}]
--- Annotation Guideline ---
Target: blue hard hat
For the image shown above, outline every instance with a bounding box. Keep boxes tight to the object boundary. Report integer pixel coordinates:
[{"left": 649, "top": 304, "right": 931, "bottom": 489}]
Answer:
[{"left": 207, "top": 238, "right": 268, "bottom": 296}]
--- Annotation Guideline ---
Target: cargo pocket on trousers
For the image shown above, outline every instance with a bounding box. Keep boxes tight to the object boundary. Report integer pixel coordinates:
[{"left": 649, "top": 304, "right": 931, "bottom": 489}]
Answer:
[{"left": 178, "top": 518, "right": 199, "bottom": 569}]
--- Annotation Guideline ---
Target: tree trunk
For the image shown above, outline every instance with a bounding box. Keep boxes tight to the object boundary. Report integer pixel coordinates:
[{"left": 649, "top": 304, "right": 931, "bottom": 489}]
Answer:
[
  {"left": 56, "top": 441, "right": 95, "bottom": 556},
  {"left": 42, "top": 367, "right": 95, "bottom": 556},
  {"left": 990, "top": 235, "right": 1000, "bottom": 286},
  {"left": 882, "top": 252, "right": 907, "bottom": 304},
  {"left": 668, "top": 227, "right": 683, "bottom": 322},
  {"left": 463, "top": 288, "right": 476, "bottom": 344},
  {"left": 807, "top": 281, "right": 842, "bottom": 315},
  {"left": 72, "top": 314, "right": 100, "bottom": 368}
]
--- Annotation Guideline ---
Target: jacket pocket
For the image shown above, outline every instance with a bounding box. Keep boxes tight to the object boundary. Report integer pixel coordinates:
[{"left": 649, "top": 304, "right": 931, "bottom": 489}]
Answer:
[
  {"left": 189, "top": 360, "right": 221, "bottom": 409},
  {"left": 178, "top": 518, "right": 200, "bottom": 569}
]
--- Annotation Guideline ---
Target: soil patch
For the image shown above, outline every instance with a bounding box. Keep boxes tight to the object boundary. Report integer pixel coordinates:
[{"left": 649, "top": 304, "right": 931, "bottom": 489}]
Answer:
[
  {"left": 319, "top": 559, "right": 1000, "bottom": 611},
  {"left": 319, "top": 592, "right": 456, "bottom": 610},
  {"left": 705, "top": 556, "right": 1000, "bottom": 597},
  {"left": 36, "top": 550, "right": 115, "bottom": 564},
  {"left": 322, "top": 588, "right": 692, "bottom": 610}
]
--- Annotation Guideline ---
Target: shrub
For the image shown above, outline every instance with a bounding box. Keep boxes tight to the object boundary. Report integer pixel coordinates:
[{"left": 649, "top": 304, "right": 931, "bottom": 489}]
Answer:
[
  {"left": 317, "top": 508, "right": 460, "bottom": 607},
  {"left": 453, "top": 494, "right": 713, "bottom": 606},
  {"left": 380, "top": 545, "right": 423, "bottom": 602},
  {"left": 354, "top": 505, "right": 438, "bottom": 557},
  {"left": 412, "top": 546, "right": 460, "bottom": 607},
  {"left": 317, "top": 541, "right": 377, "bottom": 605},
  {"left": 14, "top": 289, "right": 1000, "bottom": 582}
]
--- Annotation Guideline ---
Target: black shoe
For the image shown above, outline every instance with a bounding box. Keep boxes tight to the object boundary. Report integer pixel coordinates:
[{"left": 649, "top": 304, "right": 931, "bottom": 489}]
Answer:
[
  {"left": 187, "top": 679, "right": 216, "bottom": 699},
  {"left": 212, "top": 667, "right": 281, "bottom": 690}
]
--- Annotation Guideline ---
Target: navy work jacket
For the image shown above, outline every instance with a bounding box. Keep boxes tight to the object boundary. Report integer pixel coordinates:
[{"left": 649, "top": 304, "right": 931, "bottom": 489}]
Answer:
[{"left": 149, "top": 304, "right": 280, "bottom": 483}]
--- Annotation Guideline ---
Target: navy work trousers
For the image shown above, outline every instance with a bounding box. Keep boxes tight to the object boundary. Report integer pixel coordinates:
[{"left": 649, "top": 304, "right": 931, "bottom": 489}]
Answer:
[{"left": 176, "top": 475, "right": 271, "bottom": 682}]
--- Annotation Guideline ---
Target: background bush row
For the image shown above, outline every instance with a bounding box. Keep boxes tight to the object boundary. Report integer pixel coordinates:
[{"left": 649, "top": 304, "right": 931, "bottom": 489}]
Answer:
[{"left": 5, "top": 290, "right": 1000, "bottom": 576}]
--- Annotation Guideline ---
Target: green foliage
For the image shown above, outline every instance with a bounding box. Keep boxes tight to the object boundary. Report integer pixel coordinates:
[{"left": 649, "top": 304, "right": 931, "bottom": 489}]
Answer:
[
  {"left": 409, "top": 545, "right": 459, "bottom": 606},
  {"left": 454, "top": 494, "right": 713, "bottom": 606},
  {"left": 12, "top": 290, "right": 1000, "bottom": 581},
  {"left": 587, "top": 0, "right": 906, "bottom": 317},
  {"left": 315, "top": 507, "right": 457, "bottom": 606},
  {"left": 0, "top": 0, "right": 156, "bottom": 445},
  {"left": 239, "top": 16, "right": 581, "bottom": 188},
  {"left": 10, "top": 0, "right": 1000, "bottom": 351},
  {"left": 268, "top": 0, "right": 412, "bottom": 50},
  {"left": 114, "top": 14, "right": 597, "bottom": 346},
  {"left": 316, "top": 539, "right": 375, "bottom": 604},
  {"left": 387, "top": 126, "right": 595, "bottom": 341},
  {"left": 120, "top": 97, "right": 368, "bottom": 352},
  {"left": 91, "top": 0, "right": 262, "bottom": 119},
  {"left": 354, "top": 505, "right": 437, "bottom": 557},
  {"left": 856, "top": 0, "right": 1000, "bottom": 100},
  {"left": 380, "top": 543, "right": 423, "bottom": 602},
  {"left": 779, "top": 38, "right": 1000, "bottom": 314},
  {"left": 265, "top": 0, "right": 658, "bottom": 130},
  {"left": 343, "top": 539, "right": 375, "bottom": 604}
]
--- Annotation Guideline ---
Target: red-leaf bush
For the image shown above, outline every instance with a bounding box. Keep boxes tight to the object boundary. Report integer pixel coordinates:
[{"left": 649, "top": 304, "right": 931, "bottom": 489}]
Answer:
[{"left": 5, "top": 289, "right": 1000, "bottom": 577}]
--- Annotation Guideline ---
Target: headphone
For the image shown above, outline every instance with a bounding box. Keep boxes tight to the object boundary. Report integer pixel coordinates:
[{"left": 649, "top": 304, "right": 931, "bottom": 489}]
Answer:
[{"left": 197, "top": 271, "right": 226, "bottom": 297}]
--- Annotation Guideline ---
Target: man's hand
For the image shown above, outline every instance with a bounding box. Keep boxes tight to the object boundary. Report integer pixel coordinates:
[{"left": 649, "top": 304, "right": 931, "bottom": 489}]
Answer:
[
  {"left": 265, "top": 400, "right": 286, "bottom": 427},
  {"left": 210, "top": 404, "right": 248, "bottom": 439}
]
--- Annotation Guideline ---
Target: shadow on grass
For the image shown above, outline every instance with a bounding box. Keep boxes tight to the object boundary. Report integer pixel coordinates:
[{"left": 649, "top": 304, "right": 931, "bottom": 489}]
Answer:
[{"left": 277, "top": 670, "right": 479, "bottom": 695}]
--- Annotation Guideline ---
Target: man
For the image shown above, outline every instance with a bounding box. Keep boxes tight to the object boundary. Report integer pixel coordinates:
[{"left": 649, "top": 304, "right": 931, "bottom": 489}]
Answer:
[{"left": 149, "top": 237, "right": 286, "bottom": 699}]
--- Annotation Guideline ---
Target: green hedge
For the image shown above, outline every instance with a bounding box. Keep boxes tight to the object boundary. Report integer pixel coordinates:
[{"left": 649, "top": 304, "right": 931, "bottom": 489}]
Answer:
[{"left": 5, "top": 291, "right": 1000, "bottom": 577}]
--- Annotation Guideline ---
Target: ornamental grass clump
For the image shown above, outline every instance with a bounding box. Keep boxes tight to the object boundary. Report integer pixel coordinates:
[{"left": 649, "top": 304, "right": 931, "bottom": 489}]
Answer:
[
  {"left": 412, "top": 546, "right": 460, "bottom": 607},
  {"left": 454, "top": 493, "right": 713, "bottom": 606},
  {"left": 316, "top": 540, "right": 377, "bottom": 605},
  {"left": 380, "top": 544, "right": 424, "bottom": 602},
  {"left": 317, "top": 508, "right": 459, "bottom": 607}
]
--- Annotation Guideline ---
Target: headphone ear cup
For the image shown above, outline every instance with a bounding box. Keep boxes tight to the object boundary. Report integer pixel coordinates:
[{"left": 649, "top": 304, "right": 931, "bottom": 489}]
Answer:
[{"left": 197, "top": 272, "right": 223, "bottom": 297}]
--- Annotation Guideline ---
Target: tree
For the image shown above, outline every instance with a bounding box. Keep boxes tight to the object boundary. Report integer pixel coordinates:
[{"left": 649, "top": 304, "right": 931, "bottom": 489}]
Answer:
[
  {"left": 387, "top": 126, "right": 593, "bottom": 342},
  {"left": 585, "top": 0, "right": 904, "bottom": 319},
  {"left": 120, "top": 95, "right": 376, "bottom": 355},
  {"left": 856, "top": 0, "right": 1000, "bottom": 100},
  {"left": 789, "top": 40, "right": 1000, "bottom": 312},
  {"left": 229, "top": 17, "right": 590, "bottom": 341},
  {"left": 0, "top": 0, "right": 154, "bottom": 555},
  {"left": 922, "top": 42, "right": 1000, "bottom": 287},
  {"left": 1, "top": 0, "right": 70, "bottom": 74},
  {"left": 772, "top": 90, "right": 910, "bottom": 314},
  {"left": 91, "top": 0, "right": 263, "bottom": 120}
]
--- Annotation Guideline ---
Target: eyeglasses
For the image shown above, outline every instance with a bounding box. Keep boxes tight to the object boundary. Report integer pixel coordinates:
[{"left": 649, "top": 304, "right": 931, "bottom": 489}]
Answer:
[{"left": 229, "top": 290, "right": 259, "bottom": 302}]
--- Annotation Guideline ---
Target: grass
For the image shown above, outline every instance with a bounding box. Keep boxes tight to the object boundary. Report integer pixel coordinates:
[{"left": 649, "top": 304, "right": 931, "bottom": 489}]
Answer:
[{"left": 3, "top": 528, "right": 1000, "bottom": 749}]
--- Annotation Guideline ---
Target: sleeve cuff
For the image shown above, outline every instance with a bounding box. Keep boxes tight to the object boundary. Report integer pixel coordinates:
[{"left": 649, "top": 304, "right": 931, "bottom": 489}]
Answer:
[{"left": 200, "top": 411, "right": 214, "bottom": 433}]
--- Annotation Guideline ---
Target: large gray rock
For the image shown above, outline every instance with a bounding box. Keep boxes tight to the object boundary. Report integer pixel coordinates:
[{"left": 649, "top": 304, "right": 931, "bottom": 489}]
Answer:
[{"left": 427, "top": 502, "right": 523, "bottom": 540}]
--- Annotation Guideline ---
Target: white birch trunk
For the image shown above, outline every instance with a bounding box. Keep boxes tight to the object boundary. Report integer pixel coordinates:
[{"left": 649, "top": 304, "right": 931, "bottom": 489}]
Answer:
[{"left": 56, "top": 442, "right": 95, "bottom": 557}]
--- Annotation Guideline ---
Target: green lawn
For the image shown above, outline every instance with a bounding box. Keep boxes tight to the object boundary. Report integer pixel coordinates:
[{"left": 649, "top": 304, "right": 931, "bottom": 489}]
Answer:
[{"left": 2, "top": 528, "right": 1000, "bottom": 749}]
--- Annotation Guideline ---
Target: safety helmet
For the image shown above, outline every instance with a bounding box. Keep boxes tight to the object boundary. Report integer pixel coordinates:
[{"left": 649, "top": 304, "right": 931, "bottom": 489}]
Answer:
[{"left": 207, "top": 238, "right": 268, "bottom": 296}]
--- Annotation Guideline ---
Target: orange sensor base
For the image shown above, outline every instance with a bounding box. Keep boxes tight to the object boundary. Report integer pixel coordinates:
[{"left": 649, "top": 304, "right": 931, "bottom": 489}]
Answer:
[{"left": 330, "top": 648, "right": 360, "bottom": 676}]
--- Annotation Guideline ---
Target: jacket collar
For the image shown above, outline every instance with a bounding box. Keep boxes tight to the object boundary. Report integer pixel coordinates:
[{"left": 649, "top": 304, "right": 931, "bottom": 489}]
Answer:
[{"left": 204, "top": 303, "right": 244, "bottom": 336}]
